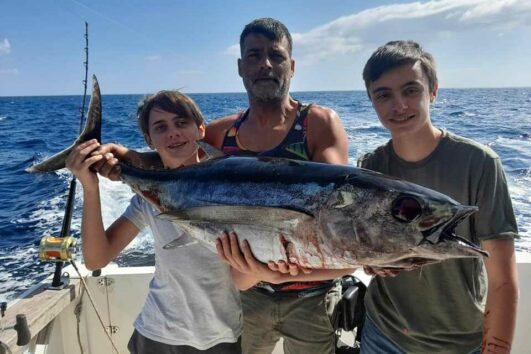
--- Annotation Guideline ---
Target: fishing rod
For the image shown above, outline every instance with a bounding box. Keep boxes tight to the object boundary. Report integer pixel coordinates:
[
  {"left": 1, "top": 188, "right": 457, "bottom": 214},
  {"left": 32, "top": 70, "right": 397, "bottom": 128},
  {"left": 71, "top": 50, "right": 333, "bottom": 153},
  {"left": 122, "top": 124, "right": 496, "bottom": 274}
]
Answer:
[
  {"left": 39, "top": 22, "right": 90, "bottom": 289},
  {"left": 25, "top": 23, "right": 120, "bottom": 354}
]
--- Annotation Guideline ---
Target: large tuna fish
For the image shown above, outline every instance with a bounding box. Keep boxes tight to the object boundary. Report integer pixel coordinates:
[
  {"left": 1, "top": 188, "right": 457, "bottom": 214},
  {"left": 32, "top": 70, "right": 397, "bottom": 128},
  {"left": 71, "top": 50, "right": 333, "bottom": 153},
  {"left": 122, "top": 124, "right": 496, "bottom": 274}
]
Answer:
[{"left": 28, "top": 76, "right": 487, "bottom": 269}]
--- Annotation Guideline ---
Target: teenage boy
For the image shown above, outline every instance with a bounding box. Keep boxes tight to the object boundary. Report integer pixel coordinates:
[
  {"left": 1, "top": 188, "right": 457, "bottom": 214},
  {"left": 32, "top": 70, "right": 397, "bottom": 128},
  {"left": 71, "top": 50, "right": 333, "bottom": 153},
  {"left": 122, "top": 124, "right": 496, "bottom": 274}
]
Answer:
[{"left": 358, "top": 40, "right": 518, "bottom": 354}]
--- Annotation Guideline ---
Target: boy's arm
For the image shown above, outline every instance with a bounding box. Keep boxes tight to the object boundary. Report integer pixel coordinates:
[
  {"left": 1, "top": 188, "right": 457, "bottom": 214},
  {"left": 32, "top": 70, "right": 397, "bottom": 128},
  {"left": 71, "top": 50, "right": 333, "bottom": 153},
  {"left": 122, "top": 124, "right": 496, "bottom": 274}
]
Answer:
[
  {"left": 93, "top": 143, "right": 162, "bottom": 181},
  {"left": 80, "top": 191, "right": 139, "bottom": 270},
  {"left": 474, "top": 155, "right": 519, "bottom": 353},
  {"left": 481, "top": 239, "right": 518, "bottom": 354},
  {"left": 66, "top": 140, "right": 140, "bottom": 270}
]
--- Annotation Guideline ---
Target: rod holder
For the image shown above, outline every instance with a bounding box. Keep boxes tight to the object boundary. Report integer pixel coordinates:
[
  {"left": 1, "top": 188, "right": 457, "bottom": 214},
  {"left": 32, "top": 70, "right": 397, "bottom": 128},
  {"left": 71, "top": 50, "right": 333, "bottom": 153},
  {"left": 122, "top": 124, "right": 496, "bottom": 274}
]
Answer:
[{"left": 14, "top": 314, "right": 31, "bottom": 346}]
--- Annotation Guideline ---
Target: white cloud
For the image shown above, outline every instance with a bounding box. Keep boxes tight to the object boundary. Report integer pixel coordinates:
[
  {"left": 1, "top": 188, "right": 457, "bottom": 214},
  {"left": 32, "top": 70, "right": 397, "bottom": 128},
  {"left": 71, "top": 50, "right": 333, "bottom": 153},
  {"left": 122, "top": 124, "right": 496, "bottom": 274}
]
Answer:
[
  {"left": 223, "top": 44, "right": 240, "bottom": 57},
  {"left": 295, "top": 0, "right": 530, "bottom": 62},
  {"left": 461, "top": 0, "right": 529, "bottom": 21},
  {"left": 146, "top": 55, "right": 161, "bottom": 61},
  {"left": 0, "top": 38, "right": 11, "bottom": 55},
  {"left": 224, "top": 0, "right": 531, "bottom": 64}
]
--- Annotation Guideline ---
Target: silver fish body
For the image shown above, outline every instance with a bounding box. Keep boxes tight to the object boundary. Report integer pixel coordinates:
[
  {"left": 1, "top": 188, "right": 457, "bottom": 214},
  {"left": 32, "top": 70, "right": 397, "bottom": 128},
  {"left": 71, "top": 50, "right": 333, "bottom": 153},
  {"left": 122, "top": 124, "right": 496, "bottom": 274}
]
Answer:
[
  {"left": 121, "top": 157, "right": 484, "bottom": 269},
  {"left": 28, "top": 76, "right": 486, "bottom": 269}
]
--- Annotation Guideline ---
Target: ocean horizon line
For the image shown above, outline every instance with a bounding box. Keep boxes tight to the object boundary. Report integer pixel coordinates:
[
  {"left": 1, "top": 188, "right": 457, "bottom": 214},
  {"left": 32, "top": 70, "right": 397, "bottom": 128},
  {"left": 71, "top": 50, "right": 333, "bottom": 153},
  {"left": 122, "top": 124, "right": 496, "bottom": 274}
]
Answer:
[{"left": 1, "top": 86, "right": 531, "bottom": 99}]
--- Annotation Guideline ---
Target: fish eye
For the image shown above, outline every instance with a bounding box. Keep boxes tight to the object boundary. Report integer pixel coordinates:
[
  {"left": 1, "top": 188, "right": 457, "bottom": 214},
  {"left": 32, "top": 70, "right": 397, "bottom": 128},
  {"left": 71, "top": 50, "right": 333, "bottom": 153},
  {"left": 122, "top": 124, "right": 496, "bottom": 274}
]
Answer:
[{"left": 391, "top": 196, "right": 422, "bottom": 223}]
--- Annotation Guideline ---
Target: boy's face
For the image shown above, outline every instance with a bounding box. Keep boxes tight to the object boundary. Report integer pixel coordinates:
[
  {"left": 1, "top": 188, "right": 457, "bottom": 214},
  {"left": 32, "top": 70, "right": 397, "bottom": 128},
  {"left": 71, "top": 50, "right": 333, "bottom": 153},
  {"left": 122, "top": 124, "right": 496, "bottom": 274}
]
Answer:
[
  {"left": 368, "top": 61, "right": 437, "bottom": 139},
  {"left": 145, "top": 107, "right": 205, "bottom": 169},
  {"left": 238, "top": 33, "right": 294, "bottom": 102}
]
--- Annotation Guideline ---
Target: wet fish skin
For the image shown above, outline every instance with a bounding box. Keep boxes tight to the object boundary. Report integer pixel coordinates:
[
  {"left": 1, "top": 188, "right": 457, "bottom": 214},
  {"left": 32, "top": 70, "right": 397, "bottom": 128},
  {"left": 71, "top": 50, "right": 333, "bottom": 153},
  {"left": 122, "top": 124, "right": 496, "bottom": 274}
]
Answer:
[
  {"left": 27, "top": 75, "right": 486, "bottom": 269},
  {"left": 121, "top": 157, "right": 483, "bottom": 269}
]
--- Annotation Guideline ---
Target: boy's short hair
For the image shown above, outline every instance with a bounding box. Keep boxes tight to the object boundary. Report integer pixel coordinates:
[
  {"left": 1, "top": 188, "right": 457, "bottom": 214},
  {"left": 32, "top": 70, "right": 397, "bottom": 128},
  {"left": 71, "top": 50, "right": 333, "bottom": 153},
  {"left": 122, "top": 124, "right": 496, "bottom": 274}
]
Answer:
[
  {"left": 137, "top": 90, "right": 205, "bottom": 143},
  {"left": 240, "top": 17, "right": 293, "bottom": 56},
  {"left": 362, "top": 40, "right": 438, "bottom": 97}
]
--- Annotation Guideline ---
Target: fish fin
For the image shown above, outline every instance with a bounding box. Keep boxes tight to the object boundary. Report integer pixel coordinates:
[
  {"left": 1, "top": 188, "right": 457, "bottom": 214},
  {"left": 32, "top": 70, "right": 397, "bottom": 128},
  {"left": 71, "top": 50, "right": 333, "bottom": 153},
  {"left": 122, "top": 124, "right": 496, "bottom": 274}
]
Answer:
[
  {"left": 158, "top": 205, "right": 313, "bottom": 229},
  {"left": 162, "top": 235, "right": 198, "bottom": 249},
  {"left": 332, "top": 191, "right": 355, "bottom": 209},
  {"left": 26, "top": 75, "right": 102, "bottom": 173},
  {"left": 197, "top": 140, "right": 226, "bottom": 159}
]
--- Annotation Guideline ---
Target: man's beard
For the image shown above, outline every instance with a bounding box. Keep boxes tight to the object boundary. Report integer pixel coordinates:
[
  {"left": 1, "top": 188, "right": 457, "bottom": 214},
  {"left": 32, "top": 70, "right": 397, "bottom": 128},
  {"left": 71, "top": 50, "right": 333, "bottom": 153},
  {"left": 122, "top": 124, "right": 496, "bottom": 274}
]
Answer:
[{"left": 249, "top": 79, "right": 289, "bottom": 102}]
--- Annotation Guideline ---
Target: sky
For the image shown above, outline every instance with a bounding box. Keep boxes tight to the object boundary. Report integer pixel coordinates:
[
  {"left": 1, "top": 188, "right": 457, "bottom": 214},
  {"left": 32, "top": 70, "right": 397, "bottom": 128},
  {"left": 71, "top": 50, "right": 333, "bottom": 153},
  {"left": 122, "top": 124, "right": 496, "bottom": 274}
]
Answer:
[{"left": 1, "top": 0, "right": 531, "bottom": 96}]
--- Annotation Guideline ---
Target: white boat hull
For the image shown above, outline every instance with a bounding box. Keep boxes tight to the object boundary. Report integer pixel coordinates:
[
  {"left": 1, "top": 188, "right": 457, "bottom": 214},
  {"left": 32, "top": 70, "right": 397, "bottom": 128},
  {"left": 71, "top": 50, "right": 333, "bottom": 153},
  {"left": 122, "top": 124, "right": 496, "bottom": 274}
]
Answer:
[{"left": 2, "top": 252, "right": 530, "bottom": 354}]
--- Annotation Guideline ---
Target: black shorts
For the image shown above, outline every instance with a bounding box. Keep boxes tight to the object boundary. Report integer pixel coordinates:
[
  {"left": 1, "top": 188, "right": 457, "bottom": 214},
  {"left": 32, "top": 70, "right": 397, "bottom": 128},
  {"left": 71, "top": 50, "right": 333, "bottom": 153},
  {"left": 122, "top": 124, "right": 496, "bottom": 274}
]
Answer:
[{"left": 127, "top": 329, "right": 242, "bottom": 354}]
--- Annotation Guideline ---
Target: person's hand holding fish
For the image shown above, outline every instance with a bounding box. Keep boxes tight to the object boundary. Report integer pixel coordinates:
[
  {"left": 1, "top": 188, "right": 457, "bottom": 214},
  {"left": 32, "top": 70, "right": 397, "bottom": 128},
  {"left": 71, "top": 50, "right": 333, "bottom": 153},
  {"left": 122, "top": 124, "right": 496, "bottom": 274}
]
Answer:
[
  {"left": 267, "top": 259, "right": 312, "bottom": 276},
  {"left": 93, "top": 143, "right": 164, "bottom": 180},
  {"left": 216, "top": 231, "right": 311, "bottom": 284},
  {"left": 90, "top": 142, "right": 126, "bottom": 181},
  {"left": 65, "top": 139, "right": 104, "bottom": 186}
]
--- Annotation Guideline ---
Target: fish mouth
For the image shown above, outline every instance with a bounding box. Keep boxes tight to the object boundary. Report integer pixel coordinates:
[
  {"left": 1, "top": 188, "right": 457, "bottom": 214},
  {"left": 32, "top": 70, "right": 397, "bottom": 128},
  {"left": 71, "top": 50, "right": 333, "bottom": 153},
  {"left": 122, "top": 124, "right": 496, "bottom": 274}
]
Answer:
[
  {"left": 441, "top": 205, "right": 478, "bottom": 239},
  {"left": 446, "top": 236, "right": 489, "bottom": 257},
  {"left": 422, "top": 205, "right": 477, "bottom": 243},
  {"left": 421, "top": 204, "right": 488, "bottom": 257}
]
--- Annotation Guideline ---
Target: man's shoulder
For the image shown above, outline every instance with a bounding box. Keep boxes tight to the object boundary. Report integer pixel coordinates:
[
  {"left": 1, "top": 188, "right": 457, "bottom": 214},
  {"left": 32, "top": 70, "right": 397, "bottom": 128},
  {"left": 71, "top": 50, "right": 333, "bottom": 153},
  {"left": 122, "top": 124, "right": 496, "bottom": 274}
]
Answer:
[
  {"left": 304, "top": 103, "right": 343, "bottom": 135},
  {"left": 303, "top": 102, "right": 348, "bottom": 163},
  {"left": 305, "top": 103, "right": 339, "bottom": 121},
  {"left": 207, "top": 113, "right": 241, "bottom": 130},
  {"left": 205, "top": 113, "right": 242, "bottom": 148}
]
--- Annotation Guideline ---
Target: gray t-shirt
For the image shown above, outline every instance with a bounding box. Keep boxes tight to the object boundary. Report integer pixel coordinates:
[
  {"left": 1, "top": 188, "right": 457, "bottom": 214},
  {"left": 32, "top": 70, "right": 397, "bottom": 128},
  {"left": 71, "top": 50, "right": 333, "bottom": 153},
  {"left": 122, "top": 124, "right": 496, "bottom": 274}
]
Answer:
[
  {"left": 358, "top": 130, "right": 518, "bottom": 354},
  {"left": 123, "top": 195, "right": 242, "bottom": 349}
]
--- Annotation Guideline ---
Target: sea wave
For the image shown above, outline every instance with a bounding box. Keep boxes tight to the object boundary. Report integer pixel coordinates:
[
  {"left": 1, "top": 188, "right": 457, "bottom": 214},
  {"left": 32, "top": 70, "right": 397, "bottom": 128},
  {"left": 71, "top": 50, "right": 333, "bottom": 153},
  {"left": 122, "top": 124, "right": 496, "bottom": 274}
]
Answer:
[{"left": 1, "top": 89, "right": 529, "bottom": 300}]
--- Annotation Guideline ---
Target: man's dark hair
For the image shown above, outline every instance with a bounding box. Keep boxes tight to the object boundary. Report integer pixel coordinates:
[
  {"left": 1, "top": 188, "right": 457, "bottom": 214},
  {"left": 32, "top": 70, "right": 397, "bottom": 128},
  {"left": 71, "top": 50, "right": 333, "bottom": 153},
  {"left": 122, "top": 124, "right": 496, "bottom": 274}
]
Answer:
[
  {"left": 362, "top": 40, "right": 438, "bottom": 98},
  {"left": 240, "top": 17, "right": 293, "bottom": 56}
]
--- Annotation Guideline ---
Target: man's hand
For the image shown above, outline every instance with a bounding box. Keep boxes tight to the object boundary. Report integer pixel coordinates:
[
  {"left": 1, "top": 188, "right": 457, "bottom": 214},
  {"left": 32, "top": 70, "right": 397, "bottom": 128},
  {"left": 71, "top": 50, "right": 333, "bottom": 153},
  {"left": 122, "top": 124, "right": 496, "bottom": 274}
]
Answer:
[
  {"left": 216, "top": 231, "right": 312, "bottom": 279},
  {"left": 216, "top": 231, "right": 281, "bottom": 283},
  {"left": 267, "top": 259, "right": 312, "bottom": 276}
]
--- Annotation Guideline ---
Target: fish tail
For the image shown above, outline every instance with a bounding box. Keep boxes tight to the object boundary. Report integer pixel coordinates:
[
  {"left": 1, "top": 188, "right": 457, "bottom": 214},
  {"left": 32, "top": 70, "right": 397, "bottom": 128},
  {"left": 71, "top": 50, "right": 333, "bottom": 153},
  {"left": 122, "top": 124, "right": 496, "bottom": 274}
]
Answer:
[{"left": 26, "top": 75, "right": 102, "bottom": 173}]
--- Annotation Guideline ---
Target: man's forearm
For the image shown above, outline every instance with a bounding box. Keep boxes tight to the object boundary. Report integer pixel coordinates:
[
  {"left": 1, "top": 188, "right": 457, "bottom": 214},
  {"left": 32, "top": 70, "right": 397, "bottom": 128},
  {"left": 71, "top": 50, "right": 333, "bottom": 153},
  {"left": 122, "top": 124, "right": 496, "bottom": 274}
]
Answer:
[
  {"left": 273, "top": 268, "right": 356, "bottom": 284},
  {"left": 231, "top": 268, "right": 260, "bottom": 291}
]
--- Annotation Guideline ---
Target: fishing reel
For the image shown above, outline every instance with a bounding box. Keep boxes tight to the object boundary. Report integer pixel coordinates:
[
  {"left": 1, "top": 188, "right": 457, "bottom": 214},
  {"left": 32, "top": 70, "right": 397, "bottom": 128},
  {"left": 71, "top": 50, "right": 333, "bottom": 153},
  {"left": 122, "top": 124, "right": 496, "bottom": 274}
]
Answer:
[
  {"left": 39, "top": 236, "right": 77, "bottom": 262},
  {"left": 39, "top": 236, "right": 78, "bottom": 290}
]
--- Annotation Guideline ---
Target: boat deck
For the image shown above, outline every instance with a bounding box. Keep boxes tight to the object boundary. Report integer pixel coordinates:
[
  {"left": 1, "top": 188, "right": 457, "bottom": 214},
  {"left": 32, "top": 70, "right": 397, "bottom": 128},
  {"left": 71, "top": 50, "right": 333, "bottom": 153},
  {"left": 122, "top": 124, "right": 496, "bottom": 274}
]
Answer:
[{"left": 1, "top": 253, "right": 530, "bottom": 354}]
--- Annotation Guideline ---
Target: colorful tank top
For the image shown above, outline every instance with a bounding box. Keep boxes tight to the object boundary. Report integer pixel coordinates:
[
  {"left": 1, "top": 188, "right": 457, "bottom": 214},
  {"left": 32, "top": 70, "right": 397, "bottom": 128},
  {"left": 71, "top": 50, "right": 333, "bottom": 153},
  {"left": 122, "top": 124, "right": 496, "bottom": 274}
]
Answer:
[
  {"left": 221, "top": 102, "right": 333, "bottom": 292},
  {"left": 221, "top": 102, "right": 311, "bottom": 160}
]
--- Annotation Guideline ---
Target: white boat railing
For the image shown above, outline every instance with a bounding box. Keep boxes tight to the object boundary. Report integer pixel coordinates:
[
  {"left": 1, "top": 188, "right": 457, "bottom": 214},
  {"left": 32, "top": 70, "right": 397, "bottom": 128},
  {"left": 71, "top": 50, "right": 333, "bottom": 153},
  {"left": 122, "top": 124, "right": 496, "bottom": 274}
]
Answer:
[{"left": 1, "top": 253, "right": 530, "bottom": 354}]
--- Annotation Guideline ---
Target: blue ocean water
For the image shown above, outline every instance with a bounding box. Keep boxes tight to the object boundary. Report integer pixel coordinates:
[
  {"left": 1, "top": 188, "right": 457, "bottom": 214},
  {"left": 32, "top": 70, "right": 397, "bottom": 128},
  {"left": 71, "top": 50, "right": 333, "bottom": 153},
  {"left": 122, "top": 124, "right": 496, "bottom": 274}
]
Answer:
[{"left": 0, "top": 89, "right": 530, "bottom": 301}]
